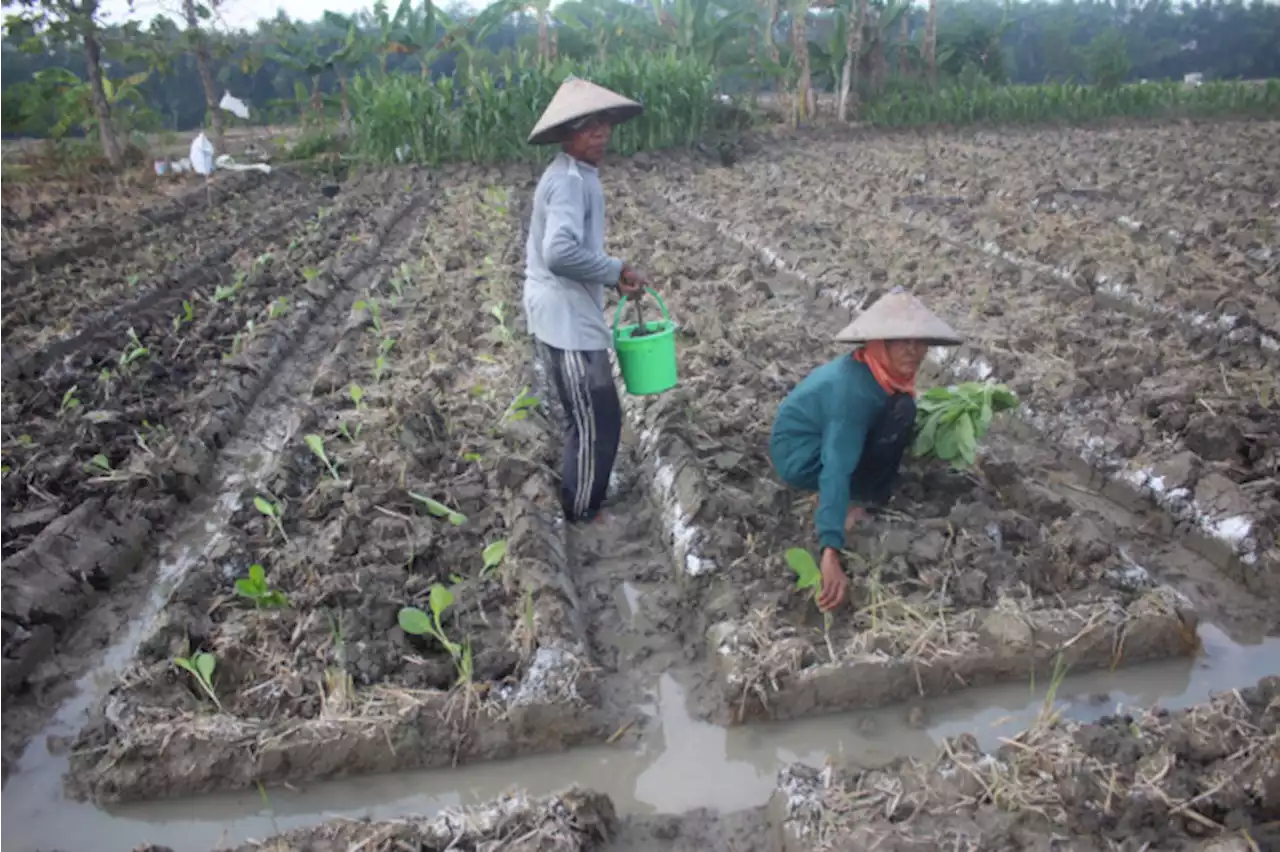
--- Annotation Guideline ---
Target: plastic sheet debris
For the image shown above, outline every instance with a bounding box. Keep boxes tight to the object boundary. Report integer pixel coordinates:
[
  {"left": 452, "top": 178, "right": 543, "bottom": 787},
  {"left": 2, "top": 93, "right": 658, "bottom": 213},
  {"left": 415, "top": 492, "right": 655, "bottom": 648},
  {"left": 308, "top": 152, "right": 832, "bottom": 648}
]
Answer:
[
  {"left": 214, "top": 154, "right": 271, "bottom": 175},
  {"left": 189, "top": 132, "right": 215, "bottom": 176},
  {"left": 219, "top": 91, "right": 250, "bottom": 120}
]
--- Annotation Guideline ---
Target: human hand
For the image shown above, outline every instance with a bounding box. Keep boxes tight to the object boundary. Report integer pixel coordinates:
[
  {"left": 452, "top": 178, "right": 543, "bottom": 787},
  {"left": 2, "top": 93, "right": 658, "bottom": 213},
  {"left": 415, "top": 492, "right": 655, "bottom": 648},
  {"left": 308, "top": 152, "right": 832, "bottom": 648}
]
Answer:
[
  {"left": 817, "top": 547, "right": 848, "bottom": 611},
  {"left": 618, "top": 263, "right": 648, "bottom": 298}
]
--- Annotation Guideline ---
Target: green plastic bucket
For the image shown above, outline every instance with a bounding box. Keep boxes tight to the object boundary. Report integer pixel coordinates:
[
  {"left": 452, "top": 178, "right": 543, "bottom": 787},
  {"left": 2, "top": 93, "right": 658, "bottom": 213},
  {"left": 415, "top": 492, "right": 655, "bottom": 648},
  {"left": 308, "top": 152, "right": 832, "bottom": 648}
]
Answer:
[{"left": 612, "top": 288, "right": 679, "bottom": 396}]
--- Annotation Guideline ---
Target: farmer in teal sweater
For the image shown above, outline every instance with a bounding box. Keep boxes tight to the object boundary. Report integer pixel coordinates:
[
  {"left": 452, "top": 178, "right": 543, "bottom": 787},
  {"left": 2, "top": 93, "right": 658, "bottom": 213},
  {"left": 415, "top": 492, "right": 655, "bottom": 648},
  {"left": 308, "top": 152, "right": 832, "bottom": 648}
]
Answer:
[{"left": 770, "top": 289, "right": 963, "bottom": 611}]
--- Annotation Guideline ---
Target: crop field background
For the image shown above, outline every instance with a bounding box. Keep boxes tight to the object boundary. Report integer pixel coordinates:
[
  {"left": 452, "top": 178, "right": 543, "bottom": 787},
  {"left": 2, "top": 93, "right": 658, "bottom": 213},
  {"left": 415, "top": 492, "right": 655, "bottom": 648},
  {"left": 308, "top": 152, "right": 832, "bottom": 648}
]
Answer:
[{"left": 3, "top": 0, "right": 1280, "bottom": 848}]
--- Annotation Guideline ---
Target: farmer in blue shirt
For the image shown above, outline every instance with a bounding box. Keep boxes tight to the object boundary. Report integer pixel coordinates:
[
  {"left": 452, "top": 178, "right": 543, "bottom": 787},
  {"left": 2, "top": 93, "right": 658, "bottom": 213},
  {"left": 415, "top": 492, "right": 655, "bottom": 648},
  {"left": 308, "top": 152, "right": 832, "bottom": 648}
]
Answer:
[
  {"left": 523, "top": 77, "right": 652, "bottom": 523},
  {"left": 770, "top": 289, "right": 964, "bottom": 611}
]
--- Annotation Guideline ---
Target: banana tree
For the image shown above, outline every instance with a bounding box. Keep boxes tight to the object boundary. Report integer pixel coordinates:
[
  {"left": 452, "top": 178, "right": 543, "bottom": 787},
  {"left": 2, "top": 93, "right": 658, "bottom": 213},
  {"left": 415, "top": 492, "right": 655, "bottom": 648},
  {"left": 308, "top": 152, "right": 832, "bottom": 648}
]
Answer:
[
  {"left": 649, "top": 0, "right": 752, "bottom": 67},
  {"left": 4, "top": 0, "right": 124, "bottom": 166},
  {"left": 24, "top": 66, "right": 151, "bottom": 139},
  {"left": 324, "top": 12, "right": 371, "bottom": 127},
  {"left": 386, "top": 0, "right": 456, "bottom": 78},
  {"left": 270, "top": 26, "right": 334, "bottom": 121}
]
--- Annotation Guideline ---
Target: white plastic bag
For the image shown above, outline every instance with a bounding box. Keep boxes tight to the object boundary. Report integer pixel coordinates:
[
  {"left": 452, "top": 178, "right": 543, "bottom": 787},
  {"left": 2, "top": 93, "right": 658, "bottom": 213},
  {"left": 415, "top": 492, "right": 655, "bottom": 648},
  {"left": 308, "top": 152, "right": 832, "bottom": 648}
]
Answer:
[
  {"left": 189, "top": 132, "right": 215, "bottom": 176},
  {"left": 219, "top": 91, "right": 250, "bottom": 120}
]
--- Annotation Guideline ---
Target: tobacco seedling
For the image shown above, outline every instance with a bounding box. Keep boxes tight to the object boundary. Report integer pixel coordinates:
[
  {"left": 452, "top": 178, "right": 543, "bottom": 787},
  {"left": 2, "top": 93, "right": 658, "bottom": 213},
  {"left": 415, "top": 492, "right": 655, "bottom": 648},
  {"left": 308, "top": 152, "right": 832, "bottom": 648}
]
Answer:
[
  {"left": 481, "top": 539, "right": 507, "bottom": 576},
  {"left": 234, "top": 563, "right": 289, "bottom": 608},
  {"left": 254, "top": 495, "right": 288, "bottom": 543},
  {"left": 213, "top": 271, "right": 247, "bottom": 303},
  {"left": 60, "top": 386, "right": 81, "bottom": 414},
  {"left": 267, "top": 296, "right": 289, "bottom": 320},
  {"left": 301, "top": 266, "right": 322, "bottom": 282},
  {"left": 501, "top": 386, "right": 540, "bottom": 425},
  {"left": 353, "top": 299, "right": 383, "bottom": 336},
  {"left": 409, "top": 492, "right": 467, "bottom": 526},
  {"left": 913, "top": 382, "right": 1020, "bottom": 469},
  {"left": 348, "top": 383, "right": 366, "bottom": 408},
  {"left": 85, "top": 453, "right": 113, "bottom": 475},
  {"left": 786, "top": 547, "right": 835, "bottom": 661},
  {"left": 172, "top": 299, "right": 195, "bottom": 332},
  {"left": 373, "top": 354, "right": 389, "bottom": 383},
  {"left": 119, "top": 327, "right": 149, "bottom": 368},
  {"left": 398, "top": 583, "right": 461, "bottom": 658},
  {"left": 303, "top": 433, "right": 341, "bottom": 481},
  {"left": 174, "top": 651, "right": 222, "bottom": 710}
]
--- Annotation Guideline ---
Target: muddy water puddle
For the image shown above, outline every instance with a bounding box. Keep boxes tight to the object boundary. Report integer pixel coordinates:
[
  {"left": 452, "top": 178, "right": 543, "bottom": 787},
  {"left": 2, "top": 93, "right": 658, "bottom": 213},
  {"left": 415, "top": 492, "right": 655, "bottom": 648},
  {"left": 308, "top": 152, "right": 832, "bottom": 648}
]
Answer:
[{"left": 4, "top": 626, "right": 1276, "bottom": 852}]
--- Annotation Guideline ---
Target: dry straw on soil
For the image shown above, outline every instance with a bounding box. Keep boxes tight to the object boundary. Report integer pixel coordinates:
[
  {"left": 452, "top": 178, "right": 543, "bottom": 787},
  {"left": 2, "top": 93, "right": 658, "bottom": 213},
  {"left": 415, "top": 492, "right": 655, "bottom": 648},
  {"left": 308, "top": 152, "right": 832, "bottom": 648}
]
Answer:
[{"left": 779, "top": 676, "right": 1280, "bottom": 851}]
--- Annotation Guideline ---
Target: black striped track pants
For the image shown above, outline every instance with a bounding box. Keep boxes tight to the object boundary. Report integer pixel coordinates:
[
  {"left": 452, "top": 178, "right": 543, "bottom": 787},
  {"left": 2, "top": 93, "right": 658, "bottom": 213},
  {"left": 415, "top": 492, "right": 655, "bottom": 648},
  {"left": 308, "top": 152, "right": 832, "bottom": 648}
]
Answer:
[{"left": 535, "top": 340, "right": 622, "bottom": 522}]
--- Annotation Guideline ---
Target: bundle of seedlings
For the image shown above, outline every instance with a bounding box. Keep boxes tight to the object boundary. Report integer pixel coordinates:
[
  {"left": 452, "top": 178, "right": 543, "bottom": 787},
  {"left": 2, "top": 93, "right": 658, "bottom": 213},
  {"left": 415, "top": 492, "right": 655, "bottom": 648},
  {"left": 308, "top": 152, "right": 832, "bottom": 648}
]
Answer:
[{"left": 913, "top": 381, "right": 1020, "bottom": 468}]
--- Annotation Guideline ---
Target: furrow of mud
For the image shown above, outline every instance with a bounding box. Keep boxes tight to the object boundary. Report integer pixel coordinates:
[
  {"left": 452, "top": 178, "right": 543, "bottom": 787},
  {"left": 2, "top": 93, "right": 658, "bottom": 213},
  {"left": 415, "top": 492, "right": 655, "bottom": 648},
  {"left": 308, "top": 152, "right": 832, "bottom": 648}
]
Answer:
[
  {"left": 1, "top": 171, "right": 426, "bottom": 782},
  {"left": 2, "top": 192, "right": 329, "bottom": 380},
  {"left": 651, "top": 148, "right": 1279, "bottom": 587},
  {"left": 65, "top": 168, "right": 607, "bottom": 804},
  {"left": 0, "top": 171, "right": 271, "bottom": 280}
]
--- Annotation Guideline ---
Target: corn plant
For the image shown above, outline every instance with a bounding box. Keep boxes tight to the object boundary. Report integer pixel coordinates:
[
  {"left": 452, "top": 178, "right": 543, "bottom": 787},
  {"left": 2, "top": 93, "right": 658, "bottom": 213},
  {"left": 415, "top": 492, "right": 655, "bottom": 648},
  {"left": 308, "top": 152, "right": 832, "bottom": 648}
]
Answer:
[
  {"left": 786, "top": 547, "right": 835, "bottom": 661},
  {"left": 303, "top": 433, "right": 341, "bottom": 481},
  {"left": 234, "top": 563, "right": 289, "bottom": 608},
  {"left": 349, "top": 50, "right": 716, "bottom": 166},
  {"left": 254, "top": 495, "right": 288, "bottom": 542},
  {"left": 174, "top": 651, "right": 222, "bottom": 710},
  {"left": 409, "top": 492, "right": 467, "bottom": 526}
]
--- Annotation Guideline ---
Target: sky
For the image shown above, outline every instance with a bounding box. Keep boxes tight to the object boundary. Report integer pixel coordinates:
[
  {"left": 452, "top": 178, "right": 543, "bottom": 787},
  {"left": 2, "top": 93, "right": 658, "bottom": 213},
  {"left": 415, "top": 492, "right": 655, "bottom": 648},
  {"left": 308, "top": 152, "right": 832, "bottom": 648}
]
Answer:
[{"left": 100, "top": 0, "right": 388, "bottom": 29}]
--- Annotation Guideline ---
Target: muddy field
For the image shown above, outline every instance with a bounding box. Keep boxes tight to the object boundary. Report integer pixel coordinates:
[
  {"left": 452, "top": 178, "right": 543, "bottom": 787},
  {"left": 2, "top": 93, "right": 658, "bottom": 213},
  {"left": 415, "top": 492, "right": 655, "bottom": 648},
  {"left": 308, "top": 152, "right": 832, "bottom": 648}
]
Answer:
[{"left": 2, "top": 122, "right": 1279, "bottom": 850}]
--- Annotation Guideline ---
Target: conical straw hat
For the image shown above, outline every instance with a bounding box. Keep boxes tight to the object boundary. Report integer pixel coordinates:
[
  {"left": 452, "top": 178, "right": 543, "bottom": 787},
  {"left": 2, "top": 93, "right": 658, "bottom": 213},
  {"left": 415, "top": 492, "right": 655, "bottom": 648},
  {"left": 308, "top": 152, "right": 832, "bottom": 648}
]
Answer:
[
  {"left": 528, "top": 77, "right": 644, "bottom": 145},
  {"left": 834, "top": 288, "right": 963, "bottom": 346}
]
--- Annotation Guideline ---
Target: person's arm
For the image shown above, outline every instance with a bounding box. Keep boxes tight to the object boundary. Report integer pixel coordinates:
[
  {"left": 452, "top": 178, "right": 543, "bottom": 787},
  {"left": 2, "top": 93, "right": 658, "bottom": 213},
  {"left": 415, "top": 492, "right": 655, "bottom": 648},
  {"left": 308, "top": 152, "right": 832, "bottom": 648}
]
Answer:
[
  {"left": 541, "top": 175, "right": 624, "bottom": 287},
  {"left": 815, "top": 413, "right": 870, "bottom": 552}
]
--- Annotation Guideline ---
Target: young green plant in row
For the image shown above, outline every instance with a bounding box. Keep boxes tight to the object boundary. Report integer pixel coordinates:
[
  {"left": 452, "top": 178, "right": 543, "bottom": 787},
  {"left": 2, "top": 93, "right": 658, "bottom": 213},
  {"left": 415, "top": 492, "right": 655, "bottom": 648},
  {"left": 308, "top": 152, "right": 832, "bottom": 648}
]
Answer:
[
  {"left": 174, "top": 650, "right": 221, "bottom": 711},
  {"left": 913, "top": 382, "right": 1019, "bottom": 469},
  {"left": 254, "top": 495, "right": 288, "bottom": 542},
  {"left": 398, "top": 583, "right": 472, "bottom": 685},
  {"left": 410, "top": 492, "right": 467, "bottom": 526},
  {"left": 234, "top": 563, "right": 289, "bottom": 609},
  {"left": 786, "top": 548, "right": 836, "bottom": 662},
  {"left": 304, "top": 433, "right": 342, "bottom": 481}
]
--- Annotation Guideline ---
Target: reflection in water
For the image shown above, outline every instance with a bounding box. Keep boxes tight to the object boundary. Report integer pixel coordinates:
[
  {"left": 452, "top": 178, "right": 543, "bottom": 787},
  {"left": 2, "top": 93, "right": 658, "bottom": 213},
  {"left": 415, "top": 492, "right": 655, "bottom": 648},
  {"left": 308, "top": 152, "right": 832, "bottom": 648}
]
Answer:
[{"left": 3, "top": 627, "right": 1277, "bottom": 852}]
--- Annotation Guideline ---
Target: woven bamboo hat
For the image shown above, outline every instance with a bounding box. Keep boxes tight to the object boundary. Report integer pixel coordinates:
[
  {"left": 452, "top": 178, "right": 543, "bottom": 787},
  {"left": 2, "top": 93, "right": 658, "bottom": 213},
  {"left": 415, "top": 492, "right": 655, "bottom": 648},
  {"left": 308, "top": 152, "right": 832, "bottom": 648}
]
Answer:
[
  {"left": 528, "top": 77, "right": 644, "bottom": 145},
  {"left": 834, "top": 288, "right": 964, "bottom": 346}
]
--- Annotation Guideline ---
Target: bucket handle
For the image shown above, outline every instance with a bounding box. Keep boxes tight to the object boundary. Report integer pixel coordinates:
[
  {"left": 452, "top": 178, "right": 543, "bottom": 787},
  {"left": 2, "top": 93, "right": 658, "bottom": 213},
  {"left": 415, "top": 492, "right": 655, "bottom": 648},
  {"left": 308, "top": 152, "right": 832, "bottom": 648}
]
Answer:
[{"left": 613, "top": 288, "right": 671, "bottom": 332}]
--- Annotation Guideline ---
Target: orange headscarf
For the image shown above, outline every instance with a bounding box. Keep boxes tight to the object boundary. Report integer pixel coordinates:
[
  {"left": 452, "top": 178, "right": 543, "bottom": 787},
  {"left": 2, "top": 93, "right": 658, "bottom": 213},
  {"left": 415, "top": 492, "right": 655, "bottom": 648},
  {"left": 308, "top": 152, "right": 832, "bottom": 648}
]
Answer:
[{"left": 854, "top": 340, "right": 916, "bottom": 397}]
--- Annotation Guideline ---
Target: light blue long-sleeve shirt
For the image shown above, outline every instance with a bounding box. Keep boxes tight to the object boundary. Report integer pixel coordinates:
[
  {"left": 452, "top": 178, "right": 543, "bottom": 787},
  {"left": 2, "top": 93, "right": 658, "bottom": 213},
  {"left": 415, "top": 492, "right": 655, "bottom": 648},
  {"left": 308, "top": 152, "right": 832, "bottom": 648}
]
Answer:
[{"left": 523, "top": 153, "right": 625, "bottom": 352}]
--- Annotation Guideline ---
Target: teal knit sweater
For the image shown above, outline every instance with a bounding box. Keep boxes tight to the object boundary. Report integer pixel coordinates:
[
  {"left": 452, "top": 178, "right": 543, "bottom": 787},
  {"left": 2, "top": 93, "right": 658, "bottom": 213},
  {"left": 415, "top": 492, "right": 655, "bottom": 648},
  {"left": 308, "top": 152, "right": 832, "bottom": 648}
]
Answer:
[{"left": 769, "top": 356, "right": 889, "bottom": 552}]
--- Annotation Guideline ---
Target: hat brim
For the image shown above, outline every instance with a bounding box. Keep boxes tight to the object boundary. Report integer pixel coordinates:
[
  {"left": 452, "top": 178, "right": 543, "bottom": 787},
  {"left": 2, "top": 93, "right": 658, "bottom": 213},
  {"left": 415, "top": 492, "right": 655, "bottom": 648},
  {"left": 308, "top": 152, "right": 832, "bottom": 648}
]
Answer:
[
  {"left": 527, "top": 104, "right": 644, "bottom": 145},
  {"left": 836, "top": 331, "right": 965, "bottom": 347}
]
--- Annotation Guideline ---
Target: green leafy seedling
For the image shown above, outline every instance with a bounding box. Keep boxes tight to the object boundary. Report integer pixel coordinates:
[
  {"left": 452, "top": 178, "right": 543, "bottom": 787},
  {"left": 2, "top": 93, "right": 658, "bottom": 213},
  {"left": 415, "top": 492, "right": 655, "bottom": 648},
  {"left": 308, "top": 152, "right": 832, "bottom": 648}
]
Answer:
[
  {"left": 353, "top": 298, "right": 383, "bottom": 335},
  {"left": 303, "top": 433, "right": 341, "bottom": 481},
  {"left": 86, "top": 453, "right": 113, "bottom": 474},
  {"left": 119, "top": 327, "right": 149, "bottom": 368},
  {"left": 481, "top": 539, "right": 507, "bottom": 575},
  {"left": 501, "top": 386, "right": 540, "bottom": 425},
  {"left": 174, "top": 651, "right": 222, "bottom": 710},
  {"left": 234, "top": 563, "right": 289, "bottom": 608},
  {"left": 398, "top": 583, "right": 460, "bottom": 657},
  {"left": 348, "top": 383, "right": 365, "bottom": 407},
  {"left": 254, "top": 495, "right": 288, "bottom": 542},
  {"left": 60, "top": 385, "right": 81, "bottom": 414},
  {"left": 913, "top": 382, "right": 1019, "bottom": 469},
  {"left": 785, "top": 547, "right": 835, "bottom": 660},
  {"left": 409, "top": 492, "right": 467, "bottom": 526}
]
